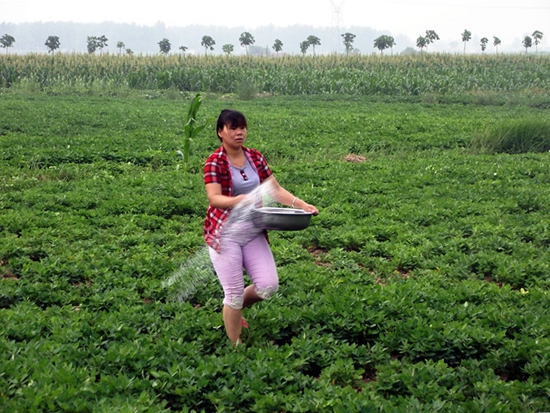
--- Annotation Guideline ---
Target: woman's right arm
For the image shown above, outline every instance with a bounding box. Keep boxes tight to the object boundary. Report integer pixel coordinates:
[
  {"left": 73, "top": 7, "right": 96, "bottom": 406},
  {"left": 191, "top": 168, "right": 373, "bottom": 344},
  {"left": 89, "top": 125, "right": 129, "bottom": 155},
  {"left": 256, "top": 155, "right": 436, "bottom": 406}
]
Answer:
[{"left": 206, "top": 183, "right": 245, "bottom": 209}]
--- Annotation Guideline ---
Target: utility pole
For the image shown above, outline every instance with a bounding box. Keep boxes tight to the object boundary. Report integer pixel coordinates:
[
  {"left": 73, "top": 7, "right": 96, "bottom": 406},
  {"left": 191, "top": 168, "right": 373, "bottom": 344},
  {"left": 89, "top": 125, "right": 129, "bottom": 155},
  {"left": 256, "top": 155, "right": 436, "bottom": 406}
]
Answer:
[{"left": 329, "top": 0, "right": 345, "bottom": 54}]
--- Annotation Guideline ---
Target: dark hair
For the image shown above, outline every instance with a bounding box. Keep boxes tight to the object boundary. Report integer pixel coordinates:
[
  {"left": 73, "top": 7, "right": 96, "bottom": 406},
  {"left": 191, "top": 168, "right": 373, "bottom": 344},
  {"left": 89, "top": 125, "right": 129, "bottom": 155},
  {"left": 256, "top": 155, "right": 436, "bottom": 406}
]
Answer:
[{"left": 216, "top": 109, "right": 247, "bottom": 141}]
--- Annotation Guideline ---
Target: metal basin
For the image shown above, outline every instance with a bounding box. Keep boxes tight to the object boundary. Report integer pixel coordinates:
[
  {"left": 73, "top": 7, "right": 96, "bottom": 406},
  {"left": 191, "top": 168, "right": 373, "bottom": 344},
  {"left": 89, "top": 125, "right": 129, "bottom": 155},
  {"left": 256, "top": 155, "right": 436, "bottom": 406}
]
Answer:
[{"left": 252, "top": 207, "right": 313, "bottom": 231}]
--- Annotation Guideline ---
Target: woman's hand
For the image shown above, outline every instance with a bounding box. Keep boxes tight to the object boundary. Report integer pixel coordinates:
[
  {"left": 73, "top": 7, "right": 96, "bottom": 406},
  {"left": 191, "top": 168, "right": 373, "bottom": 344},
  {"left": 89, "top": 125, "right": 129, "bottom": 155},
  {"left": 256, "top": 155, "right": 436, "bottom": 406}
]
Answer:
[
  {"left": 295, "top": 199, "right": 319, "bottom": 215},
  {"left": 262, "top": 176, "right": 319, "bottom": 215}
]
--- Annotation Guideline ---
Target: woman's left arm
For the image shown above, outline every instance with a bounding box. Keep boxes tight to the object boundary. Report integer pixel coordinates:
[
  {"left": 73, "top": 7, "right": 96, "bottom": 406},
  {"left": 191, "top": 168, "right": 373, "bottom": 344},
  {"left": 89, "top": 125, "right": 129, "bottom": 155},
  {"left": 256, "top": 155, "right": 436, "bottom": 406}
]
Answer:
[{"left": 264, "top": 176, "right": 319, "bottom": 215}]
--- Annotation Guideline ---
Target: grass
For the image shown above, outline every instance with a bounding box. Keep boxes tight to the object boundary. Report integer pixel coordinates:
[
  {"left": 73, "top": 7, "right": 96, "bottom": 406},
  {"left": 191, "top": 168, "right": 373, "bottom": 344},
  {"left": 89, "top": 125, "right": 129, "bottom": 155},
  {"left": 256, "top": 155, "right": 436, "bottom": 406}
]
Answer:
[{"left": 471, "top": 119, "right": 550, "bottom": 154}]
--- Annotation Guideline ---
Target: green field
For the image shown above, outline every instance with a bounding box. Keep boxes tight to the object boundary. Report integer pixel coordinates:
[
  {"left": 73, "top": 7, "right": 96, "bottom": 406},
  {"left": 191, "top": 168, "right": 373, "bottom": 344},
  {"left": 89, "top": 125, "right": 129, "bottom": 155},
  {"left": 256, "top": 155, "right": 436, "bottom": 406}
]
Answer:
[
  {"left": 2, "top": 53, "right": 550, "bottom": 97},
  {"left": 1, "top": 54, "right": 550, "bottom": 411}
]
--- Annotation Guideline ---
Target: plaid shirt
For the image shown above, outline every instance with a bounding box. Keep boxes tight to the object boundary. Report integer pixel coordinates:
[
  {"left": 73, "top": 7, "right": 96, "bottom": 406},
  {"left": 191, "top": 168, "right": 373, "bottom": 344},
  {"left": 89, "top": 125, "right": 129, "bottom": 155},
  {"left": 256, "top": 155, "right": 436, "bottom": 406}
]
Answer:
[{"left": 204, "top": 146, "right": 272, "bottom": 252}]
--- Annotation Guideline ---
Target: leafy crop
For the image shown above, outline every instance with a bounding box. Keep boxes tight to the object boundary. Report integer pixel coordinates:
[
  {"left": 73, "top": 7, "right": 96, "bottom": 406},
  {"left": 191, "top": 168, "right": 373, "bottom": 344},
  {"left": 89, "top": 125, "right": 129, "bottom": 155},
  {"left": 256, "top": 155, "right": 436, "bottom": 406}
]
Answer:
[
  {"left": 1, "top": 53, "right": 550, "bottom": 98},
  {"left": 178, "top": 93, "right": 213, "bottom": 172},
  {"left": 1, "top": 91, "right": 550, "bottom": 411}
]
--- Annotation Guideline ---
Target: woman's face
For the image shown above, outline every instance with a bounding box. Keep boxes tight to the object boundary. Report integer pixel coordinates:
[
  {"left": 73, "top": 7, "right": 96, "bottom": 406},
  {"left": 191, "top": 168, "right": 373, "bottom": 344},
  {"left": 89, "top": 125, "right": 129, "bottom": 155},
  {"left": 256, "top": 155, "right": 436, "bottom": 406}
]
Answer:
[{"left": 218, "top": 123, "right": 247, "bottom": 149}]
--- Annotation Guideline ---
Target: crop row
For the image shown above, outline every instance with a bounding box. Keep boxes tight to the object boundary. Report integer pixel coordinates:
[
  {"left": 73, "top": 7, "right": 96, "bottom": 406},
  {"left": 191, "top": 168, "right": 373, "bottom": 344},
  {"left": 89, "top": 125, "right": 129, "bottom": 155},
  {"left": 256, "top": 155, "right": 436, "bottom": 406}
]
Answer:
[{"left": 1, "top": 53, "right": 549, "bottom": 95}]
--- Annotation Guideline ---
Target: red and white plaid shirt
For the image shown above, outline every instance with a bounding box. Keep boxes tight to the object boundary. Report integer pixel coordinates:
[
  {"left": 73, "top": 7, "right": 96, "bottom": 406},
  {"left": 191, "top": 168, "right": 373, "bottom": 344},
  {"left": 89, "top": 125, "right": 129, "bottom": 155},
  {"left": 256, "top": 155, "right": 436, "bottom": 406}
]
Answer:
[{"left": 204, "top": 146, "right": 272, "bottom": 252}]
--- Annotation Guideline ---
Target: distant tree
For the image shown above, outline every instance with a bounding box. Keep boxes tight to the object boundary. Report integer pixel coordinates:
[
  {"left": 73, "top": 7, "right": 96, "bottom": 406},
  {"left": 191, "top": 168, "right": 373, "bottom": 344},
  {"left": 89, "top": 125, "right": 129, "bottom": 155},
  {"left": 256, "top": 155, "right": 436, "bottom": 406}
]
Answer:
[
  {"left": 126, "top": 48, "right": 134, "bottom": 56},
  {"left": 87, "top": 36, "right": 98, "bottom": 54},
  {"left": 97, "top": 35, "right": 108, "bottom": 54},
  {"left": 179, "top": 45, "right": 188, "bottom": 54},
  {"left": 424, "top": 30, "right": 439, "bottom": 51},
  {"left": 493, "top": 36, "right": 501, "bottom": 55},
  {"left": 522, "top": 36, "right": 532, "bottom": 54},
  {"left": 116, "top": 41, "right": 125, "bottom": 55},
  {"left": 239, "top": 32, "right": 255, "bottom": 55},
  {"left": 461, "top": 29, "right": 472, "bottom": 54},
  {"left": 158, "top": 38, "right": 171, "bottom": 55},
  {"left": 425, "top": 30, "right": 439, "bottom": 42},
  {"left": 272, "top": 39, "right": 283, "bottom": 55},
  {"left": 87, "top": 36, "right": 107, "bottom": 54},
  {"left": 532, "top": 30, "right": 543, "bottom": 54},
  {"left": 416, "top": 36, "right": 428, "bottom": 53},
  {"left": 201, "top": 35, "right": 215, "bottom": 55},
  {"left": 246, "top": 45, "right": 266, "bottom": 57},
  {"left": 299, "top": 40, "right": 310, "bottom": 56},
  {"left": 373, "top": 36, "right": 386, "bottom": 55},
  {"left": 373, "top": 35, "right": 395, "bottom": 56},
  {"left": 480, "top": 37, "right": 488, "bottom": 53},
  {"left": 45, "top": 35, "right": 60, "bottom": 53},
  {"left": 399, "top": 46, "right": 418, "bottom": 56},
  {"left": 388, "top": 36, "right": 396, "bottom": 56},
  {"left": 341, "top": 32, "right": 356, "bottom": 55},
  {"left": 401, "top": 47, "right": 418, "bottom": 56},
  {"left": 0, "top": 34, "right": 15, "bottom": 53},
  {"left": 306, "top": 35, "right": 321, "bottom": 56},
  {"left": 222, "top": 44, "right": 234, "bottom": 55}
]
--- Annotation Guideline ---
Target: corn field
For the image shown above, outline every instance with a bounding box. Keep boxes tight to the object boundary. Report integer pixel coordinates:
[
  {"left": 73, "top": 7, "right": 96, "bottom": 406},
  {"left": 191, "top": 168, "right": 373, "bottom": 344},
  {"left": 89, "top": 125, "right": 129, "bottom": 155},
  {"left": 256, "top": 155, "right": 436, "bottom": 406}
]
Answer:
[{"left": 1, "top": 53, "right": 549, "bottom": 95}]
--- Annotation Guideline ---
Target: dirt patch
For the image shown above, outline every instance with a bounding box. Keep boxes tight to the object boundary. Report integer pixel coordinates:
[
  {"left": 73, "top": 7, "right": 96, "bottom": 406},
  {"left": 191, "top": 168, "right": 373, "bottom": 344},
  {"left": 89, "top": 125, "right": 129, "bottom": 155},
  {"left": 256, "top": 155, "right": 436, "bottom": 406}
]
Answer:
[
  {"left": 2, "top": 272, "right": 18, "bottom": 280},
  {"left": 307, "top": 246, "right": 331, "bottom": 267},
  {"left": 307, "top": 246, "right": 328, "bottom": 257},
  {"left": 484, "top": 275, "right": 503, "bottom": 288},
  {"left": 1, "top": 260, "right": 18, "bottom": 280},
  {"left": 343, "top": 154, "right": 367, "bottom": 163}
]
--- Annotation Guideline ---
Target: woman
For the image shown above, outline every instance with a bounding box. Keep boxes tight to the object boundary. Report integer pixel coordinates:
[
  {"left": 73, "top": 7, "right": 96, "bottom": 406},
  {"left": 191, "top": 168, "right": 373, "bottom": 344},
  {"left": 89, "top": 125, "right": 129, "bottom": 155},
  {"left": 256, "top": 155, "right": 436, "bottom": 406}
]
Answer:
[{"left": 204, "top": 109, "right": 319, "bottom": 345}]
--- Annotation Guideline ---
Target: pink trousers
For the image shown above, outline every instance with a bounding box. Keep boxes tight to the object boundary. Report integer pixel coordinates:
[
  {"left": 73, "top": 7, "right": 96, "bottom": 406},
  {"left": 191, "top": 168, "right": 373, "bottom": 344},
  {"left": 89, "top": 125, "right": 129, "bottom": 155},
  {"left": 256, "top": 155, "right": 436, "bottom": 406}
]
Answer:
[{"left": 208, "top": 225, "right": 279, "bottom": 309}]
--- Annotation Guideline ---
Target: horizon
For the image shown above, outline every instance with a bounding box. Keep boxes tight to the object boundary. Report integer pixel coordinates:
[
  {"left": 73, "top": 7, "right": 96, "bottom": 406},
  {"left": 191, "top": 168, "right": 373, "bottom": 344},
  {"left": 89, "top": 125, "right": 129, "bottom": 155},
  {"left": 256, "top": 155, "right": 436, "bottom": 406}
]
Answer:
[
  {"left": 2, "top": 0, "right": 548, "bottom": 52},
  {"left": 1, "top": 21, "right": 547, "bottom": 56}
]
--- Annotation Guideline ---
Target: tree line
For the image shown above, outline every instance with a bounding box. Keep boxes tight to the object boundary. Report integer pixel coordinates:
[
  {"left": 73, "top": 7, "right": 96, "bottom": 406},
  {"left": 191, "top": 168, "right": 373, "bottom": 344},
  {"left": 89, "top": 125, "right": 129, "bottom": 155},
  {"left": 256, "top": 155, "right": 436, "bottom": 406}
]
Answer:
[
  {"left": 458, "top": 30, "right": 544, "bottom": 55},
  {"left": 0, "top": 29, "right": 545, "bottom": 56}
]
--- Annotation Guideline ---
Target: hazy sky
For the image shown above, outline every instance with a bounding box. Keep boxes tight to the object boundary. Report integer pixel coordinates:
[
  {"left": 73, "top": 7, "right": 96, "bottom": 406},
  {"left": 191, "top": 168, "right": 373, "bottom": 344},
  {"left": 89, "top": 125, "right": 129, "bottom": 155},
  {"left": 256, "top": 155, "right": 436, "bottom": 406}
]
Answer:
[{"left": 2, "top": 0, "right": 549, "bottom": 48}]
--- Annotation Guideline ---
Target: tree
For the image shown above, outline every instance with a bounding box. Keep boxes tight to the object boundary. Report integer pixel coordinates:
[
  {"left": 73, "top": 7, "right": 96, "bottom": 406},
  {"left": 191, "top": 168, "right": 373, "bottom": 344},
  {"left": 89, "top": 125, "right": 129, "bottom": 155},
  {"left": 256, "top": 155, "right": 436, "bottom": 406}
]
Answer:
[
  {"left": 424, "top": 30, "right": 439, "bottom": 51},
  {"left": 341, "top": 32, "right": 356, "bottom": 55},
  {"left": 126, "top": 48, "right": 134, "bottom": 56},
  {"left": 45, "top": 35, "right": 60, "bottom": 53},
  {"left": 179, "top": 46, "right": 188, "bottom": 54},
  {"left": 461, "top": 30, "right": 472, "bottom": 54},
  {"left": 87, "top": 36, "right": 107, "bottom": 54},
  {"left": 416, "top": 36, "right": 428, "bottom": 53},
  {"left": 307, "top": 35, "right": 321, "bottom": 56},
  {"left": 480, "top": 37, "right": 488, "bottom": 53},
  {"left": 373, "top": 35, "right": 395, "bottom": 56},
  {"left": 87, "top": 36, "right": 98, "bottom": 54},
  {"left": 425, "top": 30, "right": 439, "bottom": 43},
  {"left": 222, "top": 44, "right": 234, "bottom": 55},
  {"left": 97, "top": 35, "right": 108, "bottom": 54},
  {"left": 532, "top": 30, "right": 543, "bottom": 54},
  {"left": 158, "top": 38, "right": 171, "bottom": 55},
  {"left": 522, "top": 36, "right": 532, "bottom": 54},
  {"left": 0, "top": 34, "right": 15, "bottom": 54},
  {"left": 401, "top": 47, "right": 418, "bottom": 56},
  {"left": 116, "top": 41, "right": 125, "bottom": 55},
  {"left": 272, "top": 39, "right": 283, "bottom": 55},
  {"left": 201, "top": 36, "right": 215, "bottom": 55},
  {"left": 493, "top": 36, "right": 501, "bottom": 55},
  {"left": 299, "top": 40, "right": 310, "bottom": 56},
  {"left": 373, "top": 36, "right": 386, "bottom": 55},
  {"left": 387, "top": 35, "right": 396, "bottom": 56},
  {"left": 239, "top": 32, "right": 255, "bottom": 55}
]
